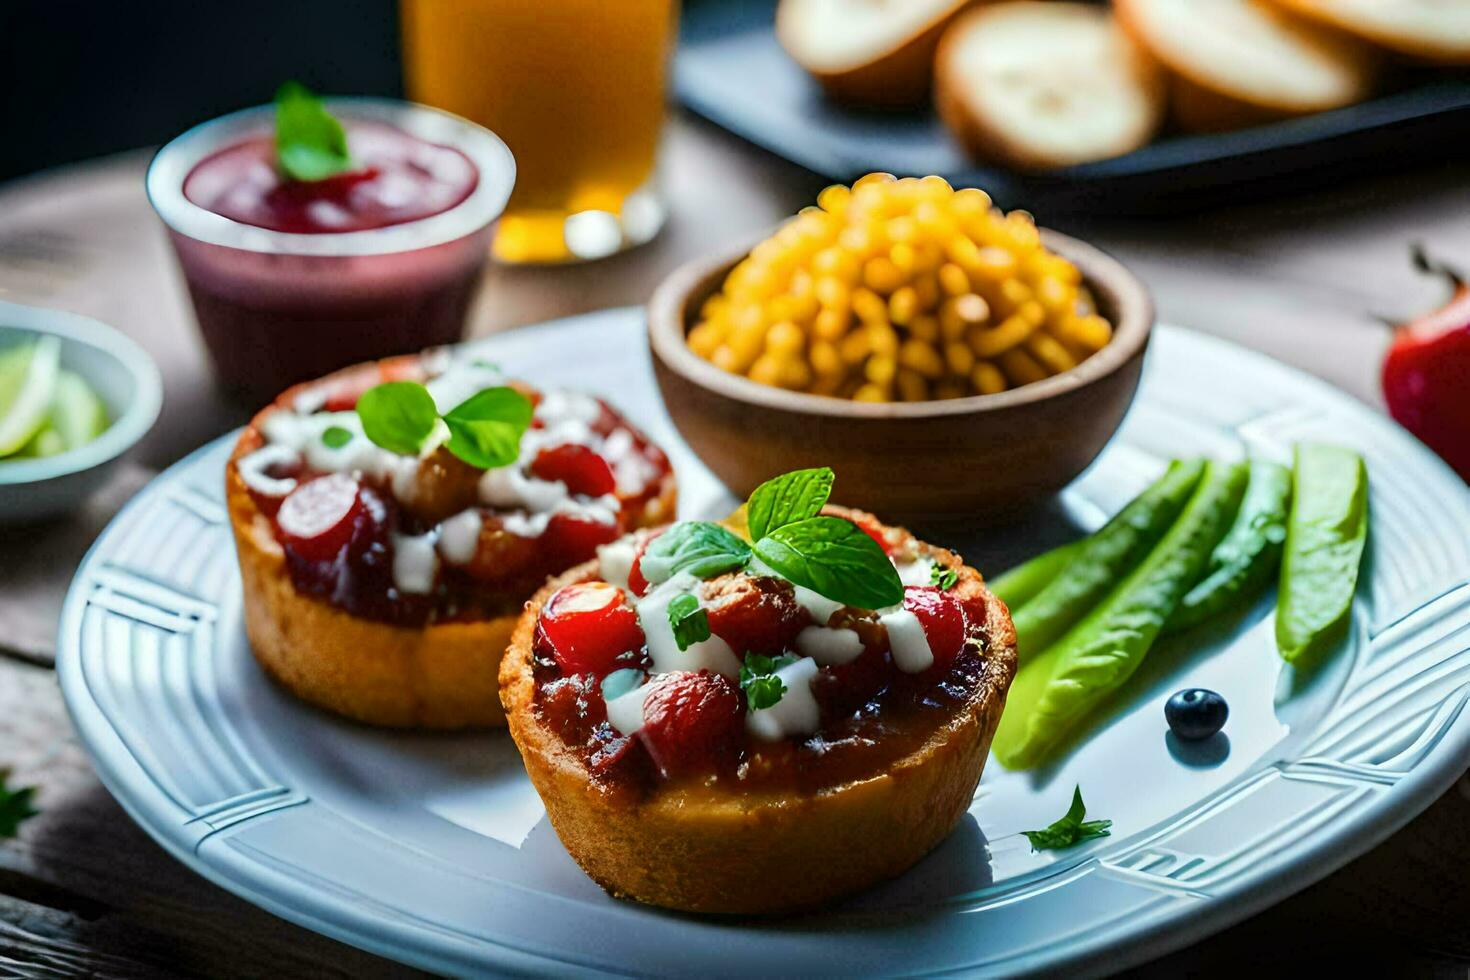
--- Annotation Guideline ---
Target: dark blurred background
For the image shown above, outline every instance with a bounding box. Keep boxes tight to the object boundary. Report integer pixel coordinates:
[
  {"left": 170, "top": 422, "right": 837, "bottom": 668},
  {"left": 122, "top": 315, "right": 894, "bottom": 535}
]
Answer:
[{"left": 0, "top": 0, "right": 403, "bottom": 182}]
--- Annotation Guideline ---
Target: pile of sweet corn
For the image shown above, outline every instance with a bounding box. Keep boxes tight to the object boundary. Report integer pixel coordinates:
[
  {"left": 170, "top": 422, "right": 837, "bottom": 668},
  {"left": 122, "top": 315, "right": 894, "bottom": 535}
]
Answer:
[{"left": 687, "top": 173, "right": 1112, "bottom": 402}]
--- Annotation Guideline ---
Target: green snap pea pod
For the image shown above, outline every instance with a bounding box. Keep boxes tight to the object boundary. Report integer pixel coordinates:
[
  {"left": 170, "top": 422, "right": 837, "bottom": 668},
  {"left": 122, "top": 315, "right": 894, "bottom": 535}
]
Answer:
[
  {"left": 1276, "top": 444, "right": 1369, "bottom": 665},
  {"left": 1009, "top": 459, "right": 1207, "bottom": 658},
  {"left": 1169, "top": 460, "right": 1291, "bottom": 631},
  {"left": 993, "top": 461, "right": 1246, "bottom": 770},
  {"left": 989, "top": 538, "right": 1087, "bottom": 611}
]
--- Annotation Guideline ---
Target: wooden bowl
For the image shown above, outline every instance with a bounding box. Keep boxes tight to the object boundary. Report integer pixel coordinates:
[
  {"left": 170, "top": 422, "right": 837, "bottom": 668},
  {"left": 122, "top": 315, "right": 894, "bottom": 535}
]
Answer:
[{"left": 648, "top": 229, "right": 1153, "bottom": 521}]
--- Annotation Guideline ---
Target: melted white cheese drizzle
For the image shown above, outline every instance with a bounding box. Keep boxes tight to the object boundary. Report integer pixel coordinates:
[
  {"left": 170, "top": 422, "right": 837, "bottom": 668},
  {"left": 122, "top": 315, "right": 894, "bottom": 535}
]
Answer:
[
  {"left": 897, "top": 557, "right": 936, "bottom": 588},
  {"left": 597, "top": 538, "right": 639, "bottom": 591},
  {"left": 746, "top": 657, "right": 821, "bottom": 742},
  {"left": 391, "top": 531, "right": 440, "bottom": 595},
  {"left": 796, "top": 625, "right": 865, "bottom": 667},
  {"left": 636, "top": 573, "right": 741, "bottom": 678},
  {"left": 606, "top": 681, "right": 653, "bottom": 736},
  {"left": 236, "top": 444, "right": 303, "bottom": 497},
  {"left": 437, "top": 509, "right": 482, "bottom": 565},
  {"left": 880, "top": 608, "right": 934, "bottom": 673}
]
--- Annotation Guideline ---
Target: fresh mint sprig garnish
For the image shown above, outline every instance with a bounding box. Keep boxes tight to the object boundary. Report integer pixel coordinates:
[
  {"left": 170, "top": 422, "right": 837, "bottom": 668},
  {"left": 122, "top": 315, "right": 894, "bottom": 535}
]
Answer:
[
  {"left": 0, "top": 769, "right": 38, "bottom": 839},
  {"left": 640, "top": 521, "right": 752, "bottom": 584},
  {"left": 667, "top": 593, "right": 712, "bottom": 651},
  {"left": 746, "top": 467, "right": 834, "bottom": 540},
  {"left": 739, "top": 653, "right": 798, "bottom": 710},
  {"left": 754, "top": 516, "right": 903, "bottom": 610},
  {"left": 356, "top": 380, "right": 531, "bottom": 469},
  {"left": 930, "top": 563, "right": 959, "bottom": 590},
  {"left": 274, "top": 81, "right": 353, "bottom": 182},
  {"left": 1020, "top": 786, "right": 1112, "bottom": 852}
]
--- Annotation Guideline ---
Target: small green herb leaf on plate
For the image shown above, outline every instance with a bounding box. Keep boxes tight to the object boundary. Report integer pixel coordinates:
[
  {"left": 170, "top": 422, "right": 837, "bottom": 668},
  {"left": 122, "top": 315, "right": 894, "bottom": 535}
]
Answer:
[
  {"left": 753, "top": 516, "right": 904, "bottom": 610},
  {"left": 739, "top": 653, "right": 798, "bottom": 710},
  {"left": 0, "top": 769, "right": 38, "bottom": 839},
  {"left": 930, "top": 563, "right": 959, "bottom": 590},
  {"left": 441, "top": 386, "right": 533, "bottom": 469},
  {"left": 746, "top": 467, "right": 835, "bottom": 541},
  {"left": 321, "top": 425, "right": 353, "bottom": 449},
  {"left": 667, "top": 593, "right": 712, "bottom": 651},
  {"left": 356, "top": 381, "right": 440, "bottom": 457},
  {"left": 1020, "top": 786, "right": 1112, "bottom": 852},
  {"left": 639, "top": 521, "right": 752, "bottom": 585},
  {"left": 274, "top": 81, "right": 353, "bottom": 182}
]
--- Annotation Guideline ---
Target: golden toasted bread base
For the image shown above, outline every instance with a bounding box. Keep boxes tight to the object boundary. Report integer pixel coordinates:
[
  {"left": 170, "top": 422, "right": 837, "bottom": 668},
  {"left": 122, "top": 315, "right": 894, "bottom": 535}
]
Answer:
[{"left": 500, "top": 508, "right": 1017, "bottom": 913}]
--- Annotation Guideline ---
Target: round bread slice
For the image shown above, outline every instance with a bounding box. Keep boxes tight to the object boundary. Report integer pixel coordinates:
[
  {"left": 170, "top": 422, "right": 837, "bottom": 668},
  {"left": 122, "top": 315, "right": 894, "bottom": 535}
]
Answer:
[
  {"left": 777, "top": 0, "right": 974, "bottom": 108},
  {"left": 227, "top": 363, "right": 677, "bottom": 730},
  {"left": 1271, "top": 0, "right": 1470, "bottom": 65},
  {"left": 500, "top": 508, "right": 1018, "bottom": 913},
  {"left": 935, "top": 2, "right": 1166, "bottom": 171},
  {"left": 1116, "top": 0, "right": 1378, "bottom": 132}
]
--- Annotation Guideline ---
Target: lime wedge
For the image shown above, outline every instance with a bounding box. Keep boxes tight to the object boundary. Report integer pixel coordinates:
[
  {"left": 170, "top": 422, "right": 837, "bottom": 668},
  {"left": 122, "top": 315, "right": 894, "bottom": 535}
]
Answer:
[
  {"left": 0, "top": 336, "right": 62, "bottom": 457},
  {"left": 16, "top": 425, "right": 66, "bottom": 458},
  {"left": 47, "top": 369, "right": 110, "bottom": 450}
]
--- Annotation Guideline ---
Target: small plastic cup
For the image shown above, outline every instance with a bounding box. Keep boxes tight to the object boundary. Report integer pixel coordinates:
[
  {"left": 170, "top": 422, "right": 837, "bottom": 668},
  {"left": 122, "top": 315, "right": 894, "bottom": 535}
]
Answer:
[{"left": 148, "top": 98, "right": 515, "bottom": 404}]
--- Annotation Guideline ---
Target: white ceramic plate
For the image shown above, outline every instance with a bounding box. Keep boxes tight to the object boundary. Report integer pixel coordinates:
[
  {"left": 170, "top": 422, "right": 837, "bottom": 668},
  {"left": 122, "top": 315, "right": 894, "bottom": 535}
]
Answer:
[{"left": 59, "top": 309, "right": 1470, "bottom": 977}]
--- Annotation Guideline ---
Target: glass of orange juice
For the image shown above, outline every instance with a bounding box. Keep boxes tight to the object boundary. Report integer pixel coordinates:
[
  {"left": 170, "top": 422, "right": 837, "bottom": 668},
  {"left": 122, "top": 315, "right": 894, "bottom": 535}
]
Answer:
[{"left": 402, "top": 0, "right": 677, "bottom": 264}]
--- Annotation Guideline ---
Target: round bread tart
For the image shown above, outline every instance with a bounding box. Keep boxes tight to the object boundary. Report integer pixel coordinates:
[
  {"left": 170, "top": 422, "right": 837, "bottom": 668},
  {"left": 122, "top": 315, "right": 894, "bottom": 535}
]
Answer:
[
  {"left": 501, "top": 506, "right": 1017, "bottom": 913},
  {"left": 227, "top": 351, "right": 676, "bottom": 729}
]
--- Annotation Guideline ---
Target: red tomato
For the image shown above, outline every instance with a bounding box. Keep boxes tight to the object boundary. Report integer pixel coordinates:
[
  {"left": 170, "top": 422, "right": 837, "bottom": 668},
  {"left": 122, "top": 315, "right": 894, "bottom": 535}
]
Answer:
[
  {"left": 902, "top": 586, "right": 967, "bottom": 674},
  {"left": 532, "top": 444, "right": 617, "bottom": 497},
  {"left": 637, "top": 670, "right": 742, "bottom": 778},
  {"left": 540, "top": 583, "right": 645, "bottom": 677},
  {"left": 702, "top": 573, "right": 809, "bottom": 655},
  {"left": 276, "top": 474, "right": 364, "bottom": 561},
  {"left": 625, "top": 529, "right": 663, "bottom": 597},
  {"left": 546, "top": 513, "right": 621, "bottom": 564}
]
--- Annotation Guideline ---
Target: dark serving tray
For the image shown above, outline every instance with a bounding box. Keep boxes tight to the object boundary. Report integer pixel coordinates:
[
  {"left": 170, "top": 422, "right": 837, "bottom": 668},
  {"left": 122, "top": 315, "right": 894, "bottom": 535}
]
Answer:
[{"left": 675, "top": 0, "right": 1470, "bottom": 214}]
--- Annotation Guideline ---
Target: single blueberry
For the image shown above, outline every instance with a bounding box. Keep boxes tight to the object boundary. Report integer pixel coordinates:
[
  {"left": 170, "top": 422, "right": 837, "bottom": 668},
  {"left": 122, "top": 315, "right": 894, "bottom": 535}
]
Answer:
[{"left": 1165, "top": 688, "right": 1228, "bottom": 741}]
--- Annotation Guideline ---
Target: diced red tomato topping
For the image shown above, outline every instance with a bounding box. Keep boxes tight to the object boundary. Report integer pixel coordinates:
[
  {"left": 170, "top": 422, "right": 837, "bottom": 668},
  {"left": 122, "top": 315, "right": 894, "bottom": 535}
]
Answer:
[
  {"left": 637, "top": 670, "right": 742, "bottom": 778},
  {"left": 701, "top": 574, "right": 810, "bottom": 655},
  {"left": 902, "top": 586, "right": 968, "bottom": 674},
  {"left": 531, "top": 444, "right": 617, "bottom": 497},
  {"left": 851, "top": 513, "right": 894, "bottom": 555},
  {"left": 546, "top": 513, "right": 621, "bottom": 564},
  {"left": 276, "top": 474, "right": 364, "bottom": 561},
  {"left": 626, "top": 529, "right": 663, "bottom": 597},
  {"left": 540, "top": 583, "right": 645, "bottom": 677}
]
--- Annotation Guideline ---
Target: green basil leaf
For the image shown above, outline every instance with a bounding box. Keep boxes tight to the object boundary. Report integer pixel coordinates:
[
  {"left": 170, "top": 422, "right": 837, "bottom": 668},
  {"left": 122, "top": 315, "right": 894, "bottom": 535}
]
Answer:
[
  {"left": 274, "top": 81, "right": 353, "bottom": 182},
  {"left": 930, "top": 563, "right": 959, "bottom": 590},
  {"left": 639, "top": 521, "right": 751, "bottom": 584},
  {"left": 442, "top": 387, "right": 533, "bottom": 469},
  {"left": 746, "top": 467, "right": 835, "bottom": 541},
  {"left": 1020, "top": 786, "right": 1112, "bottom": 852},
  {"left": 753, "top": 516, "right": 903, "bottom": 610},
  {"left": 738, "top": 652, "right": 794, "bottom": 710},
  {"left": 0, "top": 769, "right": 38, "bottom": 840},
  {"left": 668, "top": 593, "right": 712, "bottom": 651},
  {"left": 356, "top": 381, "right": 439, "bottom": 456},
  {"left": 321, "top": 425, "right": 353, "bottom": 449}
]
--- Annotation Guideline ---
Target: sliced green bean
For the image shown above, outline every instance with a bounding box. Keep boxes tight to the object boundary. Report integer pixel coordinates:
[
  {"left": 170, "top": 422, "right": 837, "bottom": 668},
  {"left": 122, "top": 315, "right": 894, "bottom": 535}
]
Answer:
[
  {"left": 1169, "top": 460, "right": 1291, "bottom": 631},
  {"left": 1009, "top": 459, "right": 1207, "bottom": 658},
  {"left": 993, "top": 461, "right": 1246, "bottom": 770},
  {"left": 989, "top": 538, "right": 1087, "bottom": 611},
  {"left": 1276, "top": 444, "right": 1368, "bottom": 665}
]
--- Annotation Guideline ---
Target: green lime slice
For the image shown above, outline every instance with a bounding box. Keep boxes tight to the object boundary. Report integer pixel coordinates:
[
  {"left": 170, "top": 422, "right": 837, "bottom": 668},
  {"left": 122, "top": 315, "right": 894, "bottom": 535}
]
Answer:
[
  {"left": 0, "top": 336, "right": 62, "bottom": 457},
  {"left": 47, "top": 369, "right": 110, "bottom": 450},
  {"left": 16, "top": 425, "right": 66, "bottom": 458}
]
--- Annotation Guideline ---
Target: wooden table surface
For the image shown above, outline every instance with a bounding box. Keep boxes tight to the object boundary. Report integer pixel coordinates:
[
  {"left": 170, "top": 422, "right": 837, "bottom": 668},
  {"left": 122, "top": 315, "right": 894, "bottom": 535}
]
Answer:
[{"left": 1, "top": 112, "right": 1468, "bottom": 977}]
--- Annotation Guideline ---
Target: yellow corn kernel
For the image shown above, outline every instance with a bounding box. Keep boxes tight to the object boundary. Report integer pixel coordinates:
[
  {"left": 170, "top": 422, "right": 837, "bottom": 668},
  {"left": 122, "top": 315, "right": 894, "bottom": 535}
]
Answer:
[
  {"left": 896, "top": 368, "right": 929, "bottom": 402},
  {"left": 950, "top": 186, "right": 991, "bottom": 217},
  {"left": 868, "top": 323, "right": 900, "bottom": 357},
  {"left": 839, "top": 330, "right": 872, "bottom": 364},
  {"left": 1000, "top": 278, "right": 1032, "bottom": 311},
  {"left": 729, "top": 303, "right": 764, "bottom": 334},
  {"left": 969, "top": 314, "right": 1036, "bottom": 358},
  {"left": 918, "top": 174, "right": 953, "bottom": 199},
  {"left": 944, "top": 342, "right": 975, "bottom": 377},
  {"left": 779, "top": 359, "right": 813, "bottom": 390},
  {"left": 1036, "top": 276, "right": 1075, "bottom": 315},
  {"left": 1019, "top": 300, "right": 1046, "bottom": 327},
  {"left": 886, "top": 216, "right": 919, "bottom": 245},
  {"left": 912, "top": 273, "right": 940, "bottom": 312},
  {"left": 864, "top": 355, "right": 897, "bottom": 385},
  {"left": 999, "top": 348, "right": 1049, "bottom": 387},
  {"left": 766, "top": 320, "right": 805, "bottom": 356},
  {"left": 748, "top": 354, "right": 784, "bottom": 387},
  {"left": 811, "top": 373, "right": 844, "bottom": 397},
  {"left": 810, "top": 340, "right": 843, "bottom": 377},
  {"left": 687, "top": 321, "right": 724, "bottom": 358},
  {"left": 814, "top": 307, "right": 850, "bottom": 341},
  {"left": 934, "top": 381, "right": 967, "bottom": 400},
  {"left": 888, "top": 286, "right": 919, "bottom": 326},
  {"left": 907, "top": 314, "right": 940, "bottom": 343},
  {"left": 853, "top": 382, "right": 890, "bottom": 403},
  {"left": 898, "top": 338, "right": 944, "bottom": 379},
  {"left": 971, "top": 361, "right": 1007, "bottom": 395},
  {"left": 815, "top": 275, "right": 849, "bottom": 311},
  {"left": 853, "top": 172, "right": 897, "bottom": 190},
  {"left": 817, "top": 183, "right": 851, "bottom": 216},
  {"left": 863, "top": 256, "right": 906, "bottom": 294},
  {"left": 729, "top": 325, "right": 766, "bottom": 368},
  {"left": 711, "top": 345, "right": 740, "bottom": 373},
  {"left": 1027, "top": 331, "right": 1077, "bottom": 374},
  {"left": 889, "top": 242, "right": 918, "bottom": 275},
  {"left": 812, "top": 246, "right": 858, "bottom": 282},
  {"left": 972, "top": 246, "right": 1018, "bottom": 282},
  {"left": 1062, "top": 313, "right": 1112, "bottom": 351},
  {"left": 852, "top": 287, "right": 889, "bottom": 325},
  {"left": 938, "top": 262, "right": 970, "bottom": 297}
]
